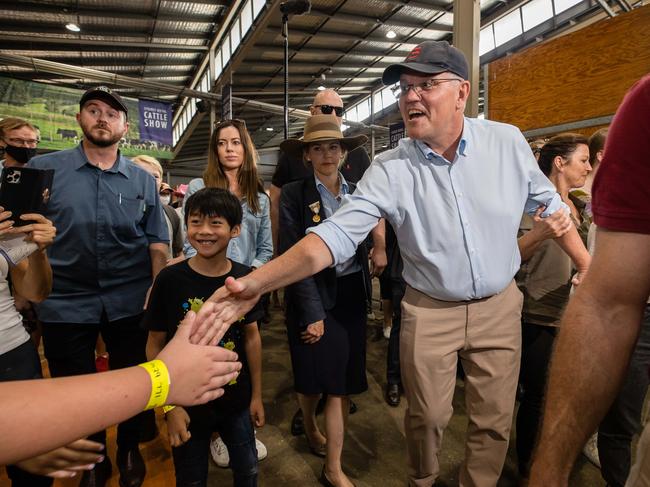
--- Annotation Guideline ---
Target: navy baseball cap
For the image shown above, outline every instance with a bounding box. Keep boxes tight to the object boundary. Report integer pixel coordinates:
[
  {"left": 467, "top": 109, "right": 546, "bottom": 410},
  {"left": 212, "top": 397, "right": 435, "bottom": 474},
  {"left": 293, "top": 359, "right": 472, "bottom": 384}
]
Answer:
[
  {"left": 80, "top": 86, "right": 128, "bottom": 116},
  {"left": 382, "top": 41, "right": 469, "bottom": 85}
]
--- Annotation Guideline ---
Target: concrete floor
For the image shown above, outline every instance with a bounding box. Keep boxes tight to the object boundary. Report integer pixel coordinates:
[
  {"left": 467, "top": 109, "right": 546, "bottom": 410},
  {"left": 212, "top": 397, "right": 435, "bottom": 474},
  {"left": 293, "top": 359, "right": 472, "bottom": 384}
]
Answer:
[{"left": 206, "top": 292, "right": 606, "bottom": 487}]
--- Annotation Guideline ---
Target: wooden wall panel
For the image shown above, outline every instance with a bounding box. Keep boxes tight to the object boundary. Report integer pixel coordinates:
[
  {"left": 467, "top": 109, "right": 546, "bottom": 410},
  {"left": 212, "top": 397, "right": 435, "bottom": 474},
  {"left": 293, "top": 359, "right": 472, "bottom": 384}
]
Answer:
[{"left": 488, "top": 5, "right": 650, "bottom": 133}]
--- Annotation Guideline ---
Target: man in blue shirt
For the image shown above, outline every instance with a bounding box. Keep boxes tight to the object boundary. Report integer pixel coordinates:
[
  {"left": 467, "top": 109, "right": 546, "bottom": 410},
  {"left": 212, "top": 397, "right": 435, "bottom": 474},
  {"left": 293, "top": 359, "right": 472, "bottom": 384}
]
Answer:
[
  {"left": 198, "top": 42, "right": 591, "bottom": 486},
  {"left": 29, "top": 86, "right": 169, "bottom": 487}
]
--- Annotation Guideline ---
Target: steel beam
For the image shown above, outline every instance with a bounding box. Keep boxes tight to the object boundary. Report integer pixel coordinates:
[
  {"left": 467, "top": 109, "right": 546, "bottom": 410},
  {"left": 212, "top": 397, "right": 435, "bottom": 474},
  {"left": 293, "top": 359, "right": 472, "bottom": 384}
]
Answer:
[{"left": 0, "top": 35, "right": 208, "bottom": 51}]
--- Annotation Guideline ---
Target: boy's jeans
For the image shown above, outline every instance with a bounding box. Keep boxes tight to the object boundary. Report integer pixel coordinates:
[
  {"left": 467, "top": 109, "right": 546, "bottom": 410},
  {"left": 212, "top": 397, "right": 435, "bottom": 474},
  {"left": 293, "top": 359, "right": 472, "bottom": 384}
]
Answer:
[{"left": 172, "top": 407, "right": 258, "bottom": 487}]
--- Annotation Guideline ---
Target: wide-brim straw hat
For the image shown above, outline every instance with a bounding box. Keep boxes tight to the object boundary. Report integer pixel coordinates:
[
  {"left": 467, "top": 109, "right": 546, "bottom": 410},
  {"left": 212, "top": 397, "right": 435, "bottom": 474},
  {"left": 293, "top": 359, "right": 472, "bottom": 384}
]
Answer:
[{"left": 280, "top": 114, "right": 368, "bottom": 159}]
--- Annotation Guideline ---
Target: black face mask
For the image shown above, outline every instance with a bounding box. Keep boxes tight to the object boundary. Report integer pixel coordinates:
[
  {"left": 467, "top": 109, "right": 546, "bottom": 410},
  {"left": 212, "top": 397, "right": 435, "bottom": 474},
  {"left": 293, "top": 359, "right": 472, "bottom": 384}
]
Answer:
[{"left": 3, "top": 145, "right": 37, "bottom": 165}]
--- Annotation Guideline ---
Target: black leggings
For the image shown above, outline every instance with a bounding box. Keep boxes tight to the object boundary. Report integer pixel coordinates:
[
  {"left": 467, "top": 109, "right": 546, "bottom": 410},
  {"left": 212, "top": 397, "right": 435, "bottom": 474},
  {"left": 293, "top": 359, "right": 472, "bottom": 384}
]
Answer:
[{"left": 515, "top": 323, "right": 557, "bottom": 477}]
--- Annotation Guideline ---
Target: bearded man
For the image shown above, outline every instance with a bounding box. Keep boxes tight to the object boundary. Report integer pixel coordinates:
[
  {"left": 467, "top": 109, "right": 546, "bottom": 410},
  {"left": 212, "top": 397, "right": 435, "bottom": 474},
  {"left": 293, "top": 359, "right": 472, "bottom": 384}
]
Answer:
[{"left": 28, "top": 87, "right": 169, "bottom": 487}]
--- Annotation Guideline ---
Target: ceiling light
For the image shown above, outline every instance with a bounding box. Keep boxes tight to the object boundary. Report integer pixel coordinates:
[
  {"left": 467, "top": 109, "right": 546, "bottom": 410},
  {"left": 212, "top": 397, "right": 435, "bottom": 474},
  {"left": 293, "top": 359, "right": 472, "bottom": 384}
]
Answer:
[
  {"left": 317, "top": 85, "right": 326, "bottom": 91},
  {"left": 386, "top": 30, "right": 397, "bottom": 39},
  {"left": 65, "top": 23, "right": 81, "bottom": 32},
  {"left": 266, "top": 127, "right": 274, "bottom": 131}
]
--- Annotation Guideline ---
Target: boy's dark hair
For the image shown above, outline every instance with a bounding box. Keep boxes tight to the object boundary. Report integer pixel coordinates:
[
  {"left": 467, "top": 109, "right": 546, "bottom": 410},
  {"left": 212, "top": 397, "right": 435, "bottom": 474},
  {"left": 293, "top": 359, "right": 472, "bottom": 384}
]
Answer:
[{"left": 184, "top": 187, "right": 242, "bottom": 228}]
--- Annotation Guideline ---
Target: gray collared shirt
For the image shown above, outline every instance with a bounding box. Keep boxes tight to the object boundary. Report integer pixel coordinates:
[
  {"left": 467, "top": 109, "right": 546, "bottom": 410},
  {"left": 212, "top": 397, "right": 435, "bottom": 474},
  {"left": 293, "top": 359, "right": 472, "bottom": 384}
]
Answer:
[{"left": 29, "top": 144, "right": 169, "bottom": 323}]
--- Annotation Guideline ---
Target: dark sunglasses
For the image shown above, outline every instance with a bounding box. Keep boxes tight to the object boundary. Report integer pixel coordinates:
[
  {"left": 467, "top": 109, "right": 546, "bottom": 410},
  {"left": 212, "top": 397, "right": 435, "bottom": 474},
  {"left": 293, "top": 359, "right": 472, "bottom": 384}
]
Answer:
[{"left": 314, "top": 104, "right": 344, "bottom": 117}]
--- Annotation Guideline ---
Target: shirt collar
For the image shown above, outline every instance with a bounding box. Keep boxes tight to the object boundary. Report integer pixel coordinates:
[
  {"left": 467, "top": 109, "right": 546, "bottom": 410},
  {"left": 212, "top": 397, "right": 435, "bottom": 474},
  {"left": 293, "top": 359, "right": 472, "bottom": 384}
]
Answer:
[
  {"left": 314, "top": 172, "right": 349, "bottom": 197},
  {"left": 75, "top": 143, "right": 130, "bottom": 178},
  {"left": 414, "top": 117, "right": 470, "bottom": 163}
]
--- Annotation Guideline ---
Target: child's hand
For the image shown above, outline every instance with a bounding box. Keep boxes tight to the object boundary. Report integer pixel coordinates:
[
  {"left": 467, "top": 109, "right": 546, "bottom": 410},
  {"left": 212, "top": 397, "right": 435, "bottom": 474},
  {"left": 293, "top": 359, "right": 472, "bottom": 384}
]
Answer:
[
  {"left": 250, "top": 398, "right": 265, "bottom": 428},
  {"left": 165, "top": 407, "right": 191, "bottom": 447}
]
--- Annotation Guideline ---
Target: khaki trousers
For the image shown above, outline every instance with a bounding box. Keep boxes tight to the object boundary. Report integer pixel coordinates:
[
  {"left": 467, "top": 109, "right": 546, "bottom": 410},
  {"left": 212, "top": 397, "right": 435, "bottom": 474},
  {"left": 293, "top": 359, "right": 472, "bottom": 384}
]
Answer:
[
  {"left": 626, "top": 421, "right": 650, "bottom": 486},
  {"left": 400, "top": 280, "right": 523, "bottom": 487}
]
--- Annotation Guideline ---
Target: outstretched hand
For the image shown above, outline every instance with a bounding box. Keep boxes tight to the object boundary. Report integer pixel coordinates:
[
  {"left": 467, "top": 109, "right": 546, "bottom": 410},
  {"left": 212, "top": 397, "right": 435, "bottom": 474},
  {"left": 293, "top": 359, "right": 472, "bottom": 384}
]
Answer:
[
  {"left": 15, "top": 439, "right": 105, "bottom": 478},
  {"left": 159, "top": 311, "right": 242, "bottom": 406},
  {"left": 190, "top": 275, "right": 263, "bottom": 346}
]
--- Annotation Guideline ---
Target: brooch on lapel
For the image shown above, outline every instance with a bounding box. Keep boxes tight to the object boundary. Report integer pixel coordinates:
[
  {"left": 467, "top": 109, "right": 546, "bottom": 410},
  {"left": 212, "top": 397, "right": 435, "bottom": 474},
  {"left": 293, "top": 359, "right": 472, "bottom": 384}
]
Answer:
[{"left": 308, "top": 201, "right": 321, "bottom": 223}]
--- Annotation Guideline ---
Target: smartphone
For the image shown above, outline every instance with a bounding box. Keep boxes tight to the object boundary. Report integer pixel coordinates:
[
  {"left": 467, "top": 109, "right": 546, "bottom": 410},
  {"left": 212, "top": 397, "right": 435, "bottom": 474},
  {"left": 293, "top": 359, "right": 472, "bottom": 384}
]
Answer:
[{"left": 0, "top": 166, "right": 55, "bottom": 226}]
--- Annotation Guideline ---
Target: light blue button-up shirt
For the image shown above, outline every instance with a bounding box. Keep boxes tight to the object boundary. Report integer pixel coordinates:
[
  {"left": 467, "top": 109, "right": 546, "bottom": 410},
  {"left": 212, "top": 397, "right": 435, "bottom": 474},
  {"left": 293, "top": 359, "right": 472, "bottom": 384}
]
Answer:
[
  {"left": 314, "top": 172, "right": 360, "bottom": 277},
  {"left": 308, "top": 117, "right": 567, "bottom": 301},
  {"left": 183, "top": 178, "right": 273, "bottom": 268}
]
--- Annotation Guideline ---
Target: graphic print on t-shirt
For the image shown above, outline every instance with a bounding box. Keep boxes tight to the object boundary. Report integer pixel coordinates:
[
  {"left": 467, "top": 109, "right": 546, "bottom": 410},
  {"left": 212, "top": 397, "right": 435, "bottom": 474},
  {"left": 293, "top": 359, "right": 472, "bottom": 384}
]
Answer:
[{"left": 181, "top": 296, "right": 237, "bottom": 384}]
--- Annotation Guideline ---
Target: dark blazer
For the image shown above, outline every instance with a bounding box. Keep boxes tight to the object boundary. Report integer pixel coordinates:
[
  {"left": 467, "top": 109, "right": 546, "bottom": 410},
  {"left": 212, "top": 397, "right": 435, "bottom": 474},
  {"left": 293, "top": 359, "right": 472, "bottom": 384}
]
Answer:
[{"left": 279, "top": 176, "right": 372, "bottom": 329}]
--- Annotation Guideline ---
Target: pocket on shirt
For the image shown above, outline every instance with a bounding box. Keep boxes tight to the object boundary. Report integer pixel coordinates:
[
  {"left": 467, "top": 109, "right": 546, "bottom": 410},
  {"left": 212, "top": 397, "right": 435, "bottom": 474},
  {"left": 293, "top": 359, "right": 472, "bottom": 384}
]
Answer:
[{"left": 114, "top": 195, "right": 145, "bottom": 238}]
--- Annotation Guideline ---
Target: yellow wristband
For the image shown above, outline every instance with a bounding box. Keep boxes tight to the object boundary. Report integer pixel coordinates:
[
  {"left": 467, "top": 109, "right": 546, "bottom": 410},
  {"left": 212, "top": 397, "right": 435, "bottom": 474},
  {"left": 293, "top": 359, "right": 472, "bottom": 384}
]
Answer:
[
  {"left": 163, "top": 405, "right": 176, "bottom": 414},
  {"left": 138, "top": 359, "right": 170, "bottom": 411}
]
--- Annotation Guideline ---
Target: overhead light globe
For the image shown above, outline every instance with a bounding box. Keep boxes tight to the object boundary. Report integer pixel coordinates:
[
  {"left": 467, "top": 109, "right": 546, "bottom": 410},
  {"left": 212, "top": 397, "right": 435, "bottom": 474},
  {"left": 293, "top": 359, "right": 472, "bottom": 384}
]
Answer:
[
  {"left": 266, "top": 127, "right": 274, "bottom": 131},
  {"left": 317, "top": 85, "right": 326, "bottom": 91},
  {"left": 66, "top": 23, "right": 81, "bottom": 32},
  {"left": 386, "top": 30, "right": 397, "bottom": 39}
]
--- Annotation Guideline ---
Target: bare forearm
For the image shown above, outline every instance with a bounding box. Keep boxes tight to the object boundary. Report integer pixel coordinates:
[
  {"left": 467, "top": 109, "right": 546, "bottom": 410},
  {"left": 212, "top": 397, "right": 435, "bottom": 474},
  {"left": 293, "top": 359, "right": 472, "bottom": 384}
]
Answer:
[
  {"left": 556, "top": 226, "right": 590, "bottom": 272},
  {"left": 146, "top": 333, "right": 166, "bottom": 361},
  {"left": 249, "top": 233, "right": 333, "bottom": 295},
  {"left": 530, "top": 286, "right": 643, "bottom": 482},
  {"left": 13, "top": 250, "right": 52, "bottom": 302},
  {"left": 0, "top": 367, "right": 150, "bottom": 465},
  {"left": 370, "top": 219, "right": 386, "bottom": 251},
  {"left": 149, "top": 244, "right": 168, "bottom": 279},
  {"left": 518, "top": 230, "right": 544, "bottom": 262}
]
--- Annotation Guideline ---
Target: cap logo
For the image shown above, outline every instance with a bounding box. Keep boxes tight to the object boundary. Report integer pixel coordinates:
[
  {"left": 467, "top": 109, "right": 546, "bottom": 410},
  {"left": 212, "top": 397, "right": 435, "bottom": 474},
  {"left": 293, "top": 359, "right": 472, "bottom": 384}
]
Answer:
[
  {"left": 406, "top": 45, "right": 422, "bottom": 61},
  {"left": 95, "top": 86, "right": 112, "bottom": 93}
]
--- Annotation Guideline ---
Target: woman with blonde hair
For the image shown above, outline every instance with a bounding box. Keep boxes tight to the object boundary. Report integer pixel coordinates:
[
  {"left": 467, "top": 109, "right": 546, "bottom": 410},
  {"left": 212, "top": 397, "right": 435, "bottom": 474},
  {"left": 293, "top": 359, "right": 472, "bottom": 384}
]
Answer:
[{"left": 132, "top": 155, "right": 184, "bottom": 259}]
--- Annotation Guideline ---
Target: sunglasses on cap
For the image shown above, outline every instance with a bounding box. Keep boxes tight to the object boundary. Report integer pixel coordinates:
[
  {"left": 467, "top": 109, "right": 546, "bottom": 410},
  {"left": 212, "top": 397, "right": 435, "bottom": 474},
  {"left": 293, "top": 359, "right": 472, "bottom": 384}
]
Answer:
[{"left": 313, "top": 104, "right": 344, "bottom": 117}]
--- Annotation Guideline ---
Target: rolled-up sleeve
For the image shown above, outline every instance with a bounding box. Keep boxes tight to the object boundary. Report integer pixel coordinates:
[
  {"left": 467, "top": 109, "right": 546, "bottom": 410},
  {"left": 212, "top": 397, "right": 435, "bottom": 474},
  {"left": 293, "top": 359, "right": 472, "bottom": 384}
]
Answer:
[{"left": 519, "top": 134, "right": 569, "bottom": 218}]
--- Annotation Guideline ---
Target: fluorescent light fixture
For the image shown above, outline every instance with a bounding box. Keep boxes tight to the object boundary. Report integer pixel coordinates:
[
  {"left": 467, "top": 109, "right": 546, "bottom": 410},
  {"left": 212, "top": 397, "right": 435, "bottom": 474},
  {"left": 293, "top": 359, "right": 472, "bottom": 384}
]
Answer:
[
  {"left": 386, "top": 30, "right": 397, "bottom": 39},
  {"left": 317, "top": 85, "right": 326, "bottom": 91},
  {"left": 65, "top": 23, "right": 81, "bottom": 32},
  {"left": 266, "top": 127, "right": 274, "bottom": 131}
]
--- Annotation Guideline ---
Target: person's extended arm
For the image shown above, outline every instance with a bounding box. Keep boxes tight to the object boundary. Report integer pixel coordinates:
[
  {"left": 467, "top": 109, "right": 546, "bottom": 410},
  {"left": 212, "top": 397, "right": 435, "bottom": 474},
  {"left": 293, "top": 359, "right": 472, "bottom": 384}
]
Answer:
[
  {"left": 0, "top": 311, "right": 241, "bottom": 466},
  {"left": 369, "top": 219, "right": 387, "bottom": 277},
  {"left": 528, "top": 229, "right": 650, "bottom": 485},
  {"left": 518, "top": 207, "right": 573, "bottom": 262},
  {"left": 191, "top": 233, "right": 333, "bottom": 345},
  {"left": 244, "top": 322, "right": 265, "bottom": 428}
]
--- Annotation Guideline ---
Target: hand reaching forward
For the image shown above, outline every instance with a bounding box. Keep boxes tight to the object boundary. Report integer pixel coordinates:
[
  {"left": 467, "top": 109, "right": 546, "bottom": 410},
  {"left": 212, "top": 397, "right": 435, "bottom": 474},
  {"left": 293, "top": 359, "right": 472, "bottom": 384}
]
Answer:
[
  {"left": 158, "top": 311, "right": 242, "bottom": 406},
  {"left": 190, "top": 275, "right": 263, "bottom": 346},
  {"left": 15, "top": 439, "right": 105, "bottom": 478}
]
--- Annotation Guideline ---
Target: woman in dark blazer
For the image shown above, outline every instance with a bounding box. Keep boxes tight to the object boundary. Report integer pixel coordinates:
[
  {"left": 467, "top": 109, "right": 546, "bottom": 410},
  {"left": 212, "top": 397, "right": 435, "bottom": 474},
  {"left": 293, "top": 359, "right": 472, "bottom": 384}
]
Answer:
[{"left": 279, "top": 115, "right": 371, "bottom": 487}]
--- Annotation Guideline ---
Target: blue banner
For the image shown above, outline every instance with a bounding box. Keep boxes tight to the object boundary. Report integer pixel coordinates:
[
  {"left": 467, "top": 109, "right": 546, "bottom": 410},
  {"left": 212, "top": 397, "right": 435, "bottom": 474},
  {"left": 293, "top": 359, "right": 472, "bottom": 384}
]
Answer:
[
  {"left": 389, "top": 121, "right": 405, "bottom": 149},
  {"left": 138, "top": 99, "right": 172, "bottom": 147}
]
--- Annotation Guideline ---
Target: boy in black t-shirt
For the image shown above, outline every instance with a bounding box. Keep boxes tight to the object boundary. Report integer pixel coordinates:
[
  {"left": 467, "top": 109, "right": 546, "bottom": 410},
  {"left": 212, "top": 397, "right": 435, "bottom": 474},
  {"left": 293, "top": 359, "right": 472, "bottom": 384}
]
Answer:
[{"left": 144, "top": 188, "right": 264, "bottom": 487}]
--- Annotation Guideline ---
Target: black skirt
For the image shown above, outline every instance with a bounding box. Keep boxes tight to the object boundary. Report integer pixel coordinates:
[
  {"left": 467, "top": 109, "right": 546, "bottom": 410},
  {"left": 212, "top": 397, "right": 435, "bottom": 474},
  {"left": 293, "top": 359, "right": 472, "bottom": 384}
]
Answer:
[{"left": 286, "top": 271, "right": 368, "bottom": 396}]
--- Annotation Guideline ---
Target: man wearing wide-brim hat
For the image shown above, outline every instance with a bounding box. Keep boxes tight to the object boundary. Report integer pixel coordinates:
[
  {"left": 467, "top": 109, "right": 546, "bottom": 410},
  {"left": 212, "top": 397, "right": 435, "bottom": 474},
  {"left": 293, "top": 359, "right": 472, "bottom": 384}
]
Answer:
[{"left": 199, "top": 40, "right": 591, "bottom": 487}]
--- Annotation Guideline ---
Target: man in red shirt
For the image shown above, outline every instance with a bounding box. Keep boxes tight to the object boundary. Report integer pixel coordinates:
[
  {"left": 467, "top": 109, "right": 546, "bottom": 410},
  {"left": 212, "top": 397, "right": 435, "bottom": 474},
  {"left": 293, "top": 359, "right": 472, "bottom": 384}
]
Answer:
[{"left": 529, "top": 75, "right": 650, "bottom": 486}]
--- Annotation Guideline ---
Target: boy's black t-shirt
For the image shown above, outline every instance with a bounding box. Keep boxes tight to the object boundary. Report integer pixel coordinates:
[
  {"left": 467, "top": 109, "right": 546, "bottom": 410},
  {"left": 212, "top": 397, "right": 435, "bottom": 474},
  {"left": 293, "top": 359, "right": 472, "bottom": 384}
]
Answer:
[{"left": 143, "top": 259, "right": 263, "bottom": 416}]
